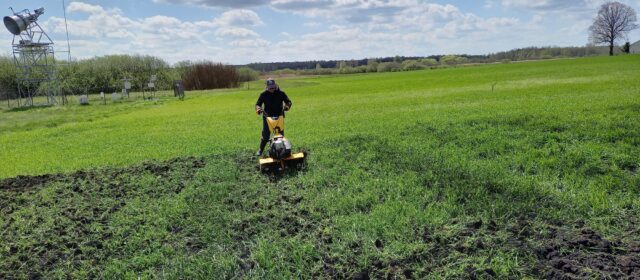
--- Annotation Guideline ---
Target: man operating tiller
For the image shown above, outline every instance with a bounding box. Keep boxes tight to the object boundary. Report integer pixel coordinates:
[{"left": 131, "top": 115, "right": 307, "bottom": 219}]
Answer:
[{"left": 254, "top": 78, "right": 292, "bottom": 157}]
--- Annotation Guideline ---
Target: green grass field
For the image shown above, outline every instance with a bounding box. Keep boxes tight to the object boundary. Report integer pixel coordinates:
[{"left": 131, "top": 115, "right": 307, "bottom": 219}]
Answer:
[{"left": 1, "top": 56, "right": 639, "bottom": 279}]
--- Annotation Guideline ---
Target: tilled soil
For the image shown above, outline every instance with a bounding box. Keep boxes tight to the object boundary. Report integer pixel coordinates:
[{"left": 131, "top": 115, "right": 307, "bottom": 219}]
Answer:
[
  {"left": 0, "top": 156, "right": 206, "bottom": 279},
  {"left": 1, "top": 155, "right": 639, "bottom": 279},
  {"left": 332, "top": 218, "right": 640, "bottom": 279},
  {"left": 1, "top": 173, "right": 63, "bottom": 191},
  {"left": 0, "top": 157, "right": 206, "bottom": 191},
  {"left": 225, "top": 154, "right": 317, "bottom": 277},
  {"left": 537, "top": 227, "right": 640, "bottom": 279}
]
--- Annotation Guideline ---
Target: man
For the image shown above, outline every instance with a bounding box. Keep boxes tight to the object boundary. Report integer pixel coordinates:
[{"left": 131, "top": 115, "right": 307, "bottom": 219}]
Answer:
[{"left": 255, "top": 78, "right": 292, "bottom": 157}]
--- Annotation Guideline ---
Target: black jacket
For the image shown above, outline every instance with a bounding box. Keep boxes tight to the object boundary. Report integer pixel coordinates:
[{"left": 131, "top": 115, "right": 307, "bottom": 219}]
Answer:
[{"left": 255, "top": 89, "right": 292, "bottom": 117}]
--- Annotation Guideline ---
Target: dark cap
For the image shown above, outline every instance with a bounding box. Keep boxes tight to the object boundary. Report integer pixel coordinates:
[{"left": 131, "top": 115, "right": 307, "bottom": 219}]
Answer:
[{"left": 266, "top": 78, "right": 277, "bottom": 90}]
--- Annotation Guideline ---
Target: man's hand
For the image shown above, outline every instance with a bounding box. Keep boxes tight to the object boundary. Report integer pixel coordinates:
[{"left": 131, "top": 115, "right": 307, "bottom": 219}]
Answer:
[
  {"left": 284, "top": 105, "right": 290, "bottom": 111},
  {"left": 256, "top": 106, "right": 263, "bottom": 115}
]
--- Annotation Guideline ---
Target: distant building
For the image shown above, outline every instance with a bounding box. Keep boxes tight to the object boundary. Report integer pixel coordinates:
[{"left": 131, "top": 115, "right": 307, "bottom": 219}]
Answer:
[{"left": 631, "top": 40, "right": 640, "bottom": 54}]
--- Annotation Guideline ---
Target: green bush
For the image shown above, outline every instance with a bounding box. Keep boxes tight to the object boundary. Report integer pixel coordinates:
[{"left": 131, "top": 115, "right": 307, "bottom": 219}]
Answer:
[
  {"left": 0, "top": 56, "right": 17, "bottom": 100},
  {"left": 237, "top": 67, "right": 260, "bottom": 83},
  {"left": 339, "top": 66, "right": 367, "bottom": 74},
  {"left": 366, "top": 59, "right": 379, "bottom": 73},
  {"left": 421, "top": 58, "right": 438, "bottom": 66},
  {"left": 377, "top": 62, "right": 402, "bottom": 72},
  {"left": 401, "top": 60, "right": 426, "bottom": 71}
]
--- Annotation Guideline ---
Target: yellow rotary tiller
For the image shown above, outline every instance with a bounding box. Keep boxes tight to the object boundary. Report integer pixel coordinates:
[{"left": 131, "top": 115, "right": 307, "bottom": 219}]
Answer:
[{"left": 258, "top": 115, "right": 307, "bottom": 172}]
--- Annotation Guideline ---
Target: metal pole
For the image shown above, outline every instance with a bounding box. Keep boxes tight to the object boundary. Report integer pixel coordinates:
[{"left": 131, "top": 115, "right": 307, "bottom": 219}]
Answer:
[{"left": 62, "top": 0, "right": 71, "bottom": 62}]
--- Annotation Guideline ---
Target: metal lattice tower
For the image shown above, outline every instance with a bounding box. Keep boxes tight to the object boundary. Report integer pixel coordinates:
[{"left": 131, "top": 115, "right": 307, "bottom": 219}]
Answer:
[{"left": 4, "top": 8, "right": 59, "bottom": 106}]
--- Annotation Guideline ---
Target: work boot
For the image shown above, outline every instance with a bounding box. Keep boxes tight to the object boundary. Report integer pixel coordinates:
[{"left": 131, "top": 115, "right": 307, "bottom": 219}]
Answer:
[{"left": 255, "top": 139, "right": 269, "bottom": 157}]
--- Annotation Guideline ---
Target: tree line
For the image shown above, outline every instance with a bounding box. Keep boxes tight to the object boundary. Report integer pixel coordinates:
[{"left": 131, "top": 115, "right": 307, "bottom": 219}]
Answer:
[
  {"left": 243, "top": 45, "right": 625, "bottom": 74},
  {"left": 0, "top": 55, "right": 262, "bottom": 100},
  {"left": 0, "top": 43, "right": 632, "bottom": 101},
  {"left": 244, "top": 56, "right": 430, "bottom": 72},
  {"left": 266, "top": 45, "right": 622, "bottom": 76}
]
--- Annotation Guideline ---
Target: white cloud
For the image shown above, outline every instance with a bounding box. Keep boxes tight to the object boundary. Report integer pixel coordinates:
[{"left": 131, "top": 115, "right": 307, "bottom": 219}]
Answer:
[
  {"left": 500, "top": 0, "right": 607, "bottom": 12},
  {"left": 228, "top": 0, "right": 525, "bottom": 62},
  {"left": 26, "top": 0, "right": 638, "bottom": 64},
  {"left": 49, "top": 4, "right": 263, "bottom": 41},
  {"left": 215, "top": 27, "right": 260, "bottom": 37},
  {"left": 40, "top": 1, "right": 268, "bottom": 63},
  {"left": 229, "top": 38, "right": 270, "bottom": 47},
  {"left": 270, "top": 0, "right": 411, "bottom": 20},
  {"left": 66, "top": 2, "right": 113, "bottom": 14},
  {"left": 152, "top": 0, "right": 270, "bottom": 8},
  {"left": 214, "top": 9, "right": 264, "bottom": 26},
  {"left": 46, "top": 2, "right": 137, "bottom": 39}
]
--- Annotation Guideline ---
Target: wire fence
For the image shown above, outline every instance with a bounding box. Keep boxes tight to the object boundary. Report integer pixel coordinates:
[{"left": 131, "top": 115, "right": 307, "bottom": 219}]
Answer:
[{"left": 0, "top": 90, "right": 181, "bottom": 110}]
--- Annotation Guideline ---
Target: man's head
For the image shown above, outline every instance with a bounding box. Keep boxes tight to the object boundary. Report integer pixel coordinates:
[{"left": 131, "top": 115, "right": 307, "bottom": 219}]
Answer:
[{"left": 266, "top": 78, "right": 277, "bottom": 92}]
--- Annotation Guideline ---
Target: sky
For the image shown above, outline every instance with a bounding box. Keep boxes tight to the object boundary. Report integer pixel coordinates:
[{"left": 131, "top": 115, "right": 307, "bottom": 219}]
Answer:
[{"left": 1, "top": 0, "right": 639, "bottom": 64}]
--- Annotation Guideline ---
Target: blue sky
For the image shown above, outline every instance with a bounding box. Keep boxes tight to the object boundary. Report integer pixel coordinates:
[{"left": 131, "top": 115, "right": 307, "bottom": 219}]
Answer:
[{"left": 1, "top": 0, "right": 639, "bottom": 64}]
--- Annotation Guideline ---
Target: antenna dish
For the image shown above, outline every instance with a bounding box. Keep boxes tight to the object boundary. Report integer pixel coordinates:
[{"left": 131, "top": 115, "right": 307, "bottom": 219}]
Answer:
[
  {"left": 3, "top": 8, "right": 44, "bottom": 35},
  {"left": 3, "top": 15, "right": 27, "bottom": 35}
]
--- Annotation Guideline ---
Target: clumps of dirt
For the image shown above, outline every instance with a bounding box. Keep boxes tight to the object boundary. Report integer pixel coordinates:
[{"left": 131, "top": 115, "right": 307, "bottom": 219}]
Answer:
[
  {"left": 0, "top": 173, "right": 62, "bottom": 190},
  {"left": 324, "top": 216, "right": 640, "bottom": 280},
  {"left": 0, "top": 156, "right": 206, "bottom": 191},
  {"left": 311, "top": 220, "right": 487, "bottom": 279},
  {"left": 223, "top": 156, "right": 318, "bottom": 276},
  {"left": 536, "top": 227, "right": 640, "bottom": 279},
  {"left": 364, "top": 220, "right": 498, "bottom": 279},
  {"left": 278, "top": 209, "right": 313, "bottom": 237},
  {"left": 349, "top": 258, "right": 425, "bottom": 280},
  {"left": 237, "top": 247, "right": 257, "bottom": 271},
  {"left": 500, "top": 217, "right": 640, "bottom": 279},
  {"left": 0, "top": 156, "right": 207, "bottom": 279}
]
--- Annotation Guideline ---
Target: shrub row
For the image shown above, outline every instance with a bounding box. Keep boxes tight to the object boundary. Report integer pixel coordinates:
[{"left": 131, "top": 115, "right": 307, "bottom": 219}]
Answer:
[{"left": 0, "top": 55, "right": 261, "bottom": 100}]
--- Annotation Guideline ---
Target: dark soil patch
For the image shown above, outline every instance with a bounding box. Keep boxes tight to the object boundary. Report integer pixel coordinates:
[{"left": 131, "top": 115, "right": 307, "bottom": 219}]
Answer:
[
  {"left": 0, "top": 173, "right": 63, "bottom": 190},
  {"left": 0, "top": 156, "right": 207, "bottom": 279},
  {"left": 325, "top": 217, "right": 640, "bottom": 279},
  {"left": 537, "top": 227, "right": 640, "bottom": 279},
  {"left": 0, "top": 156, "right": 206, "bottom": 192}
]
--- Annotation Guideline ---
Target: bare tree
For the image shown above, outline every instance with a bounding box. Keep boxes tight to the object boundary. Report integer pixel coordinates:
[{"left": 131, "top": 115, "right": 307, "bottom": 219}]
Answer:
[{"left": 589, "top": 1, "right": 638, "bottom": 56}]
